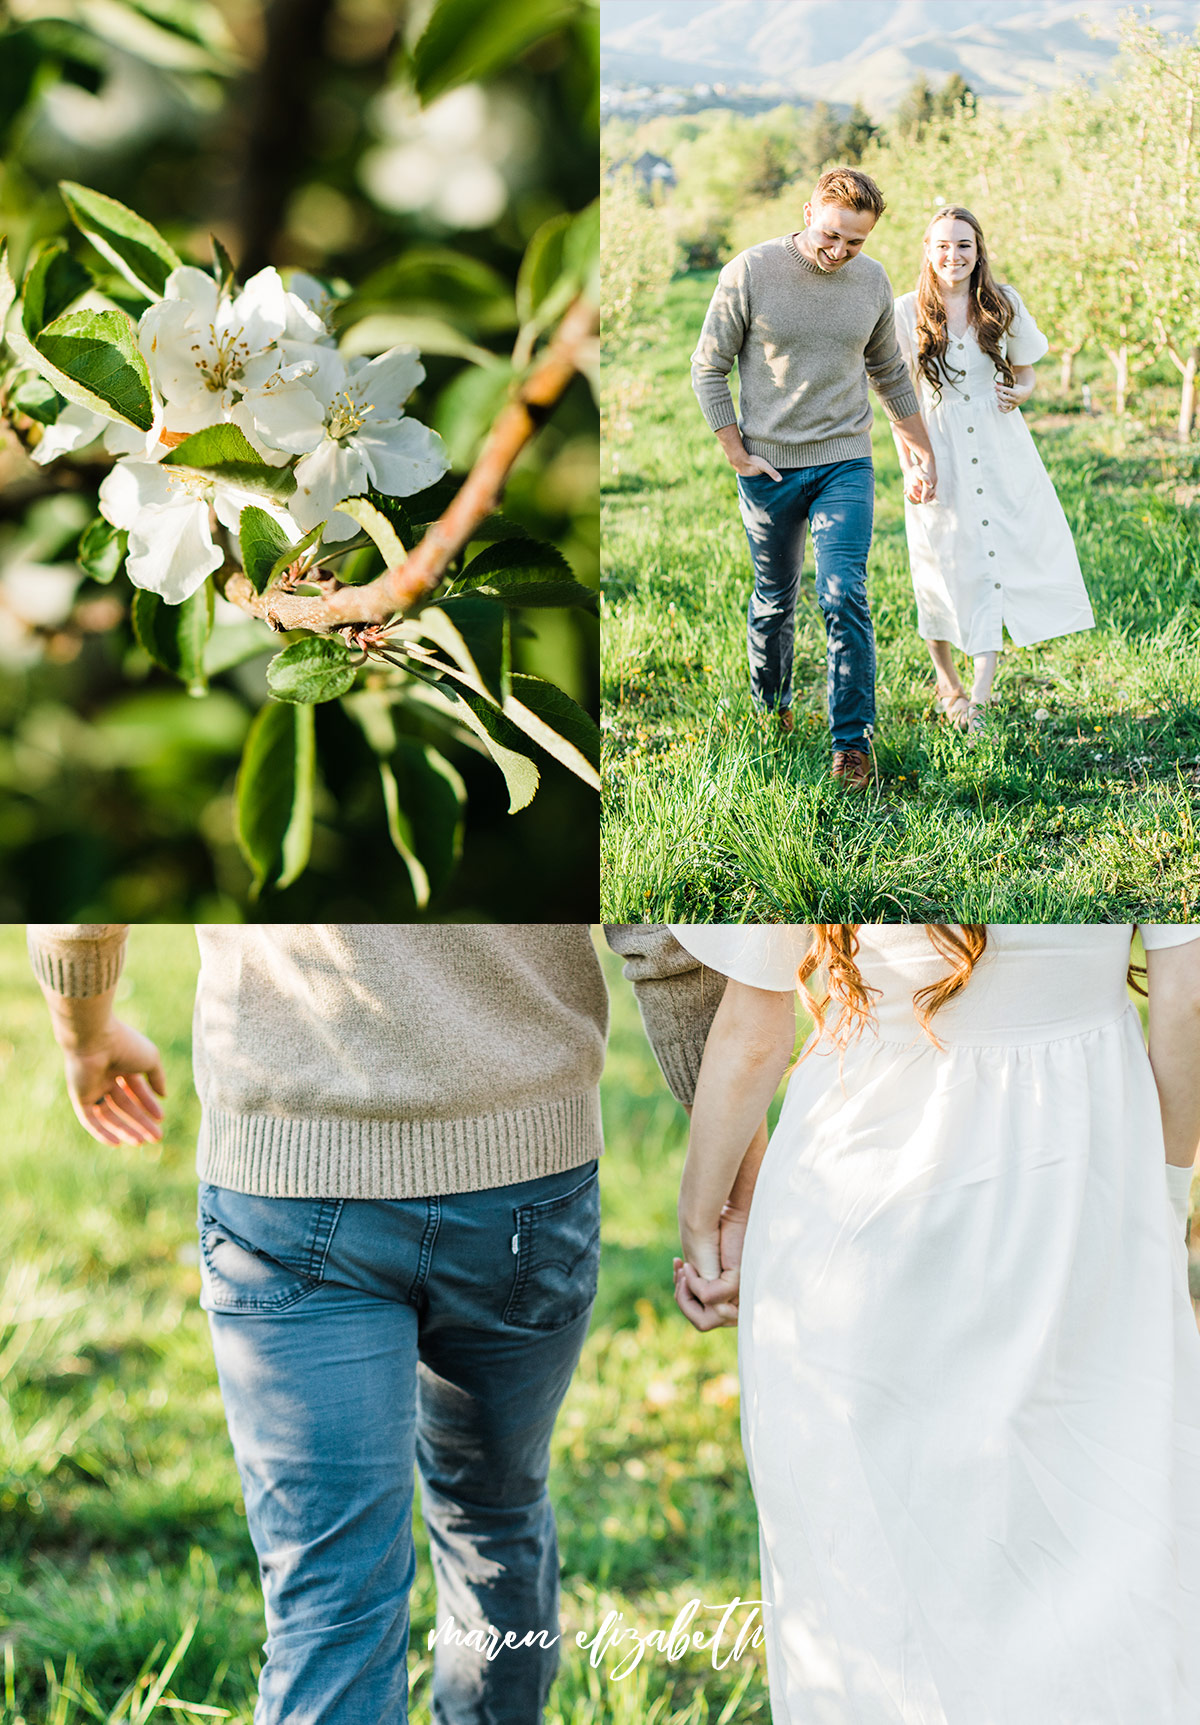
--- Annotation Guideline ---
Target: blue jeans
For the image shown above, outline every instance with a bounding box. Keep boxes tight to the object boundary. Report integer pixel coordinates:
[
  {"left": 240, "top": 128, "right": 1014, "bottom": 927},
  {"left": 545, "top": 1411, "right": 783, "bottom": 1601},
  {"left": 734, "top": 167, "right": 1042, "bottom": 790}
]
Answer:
[
  {"left": 736, "top": 457, "right": 876, "bottom": 750},
  {"left": 198, "top": 1161, "right": 601, "bottom": 1725}
]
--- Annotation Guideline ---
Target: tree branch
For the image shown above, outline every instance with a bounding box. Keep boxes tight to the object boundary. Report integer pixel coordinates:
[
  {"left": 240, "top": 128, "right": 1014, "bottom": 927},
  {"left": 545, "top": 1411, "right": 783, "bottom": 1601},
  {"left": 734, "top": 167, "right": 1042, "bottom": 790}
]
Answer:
[{"left": 222, "top": 293, "right": 598, "bottom": 632}]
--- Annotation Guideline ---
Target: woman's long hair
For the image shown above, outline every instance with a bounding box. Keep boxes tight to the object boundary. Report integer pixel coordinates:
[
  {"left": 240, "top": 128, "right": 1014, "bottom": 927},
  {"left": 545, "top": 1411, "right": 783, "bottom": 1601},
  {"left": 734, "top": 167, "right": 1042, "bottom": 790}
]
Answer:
[
  {"left": 798, "top": 924, "right": 988, "bottom": 1053},
  {"left": 796, "top": 924, "right": 1145, "bottom": 1053},
  {"left": 914, "top": 206, "right": 1014, "bottom": 403}
]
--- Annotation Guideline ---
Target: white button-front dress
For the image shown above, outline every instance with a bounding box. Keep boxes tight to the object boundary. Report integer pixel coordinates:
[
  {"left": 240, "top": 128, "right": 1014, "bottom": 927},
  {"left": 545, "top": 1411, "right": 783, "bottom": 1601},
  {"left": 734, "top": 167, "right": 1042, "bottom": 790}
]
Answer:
[
  {"left": 670, "top": 922, "right": 1200, "bottom": 1725},
  {"left": 893, "top": 288, "right": 1095, "bottom": 654}
]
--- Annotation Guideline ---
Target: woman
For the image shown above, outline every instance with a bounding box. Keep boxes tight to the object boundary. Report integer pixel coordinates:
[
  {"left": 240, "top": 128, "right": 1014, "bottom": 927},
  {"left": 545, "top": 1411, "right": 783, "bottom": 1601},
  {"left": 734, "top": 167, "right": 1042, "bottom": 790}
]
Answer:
[
  {"left": 892, "top": 209, "right": 1095, "bottom": 735},
  {"left": 669, "top": 923, "right": 1200, "bottom": 1724}
]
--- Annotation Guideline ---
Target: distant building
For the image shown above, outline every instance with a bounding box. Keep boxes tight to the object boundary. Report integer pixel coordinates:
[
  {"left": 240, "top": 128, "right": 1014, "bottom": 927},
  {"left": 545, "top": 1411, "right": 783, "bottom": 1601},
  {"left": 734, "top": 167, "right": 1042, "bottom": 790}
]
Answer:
[{"left": 632, "top": 150, "right": 677, "bottom": 192}]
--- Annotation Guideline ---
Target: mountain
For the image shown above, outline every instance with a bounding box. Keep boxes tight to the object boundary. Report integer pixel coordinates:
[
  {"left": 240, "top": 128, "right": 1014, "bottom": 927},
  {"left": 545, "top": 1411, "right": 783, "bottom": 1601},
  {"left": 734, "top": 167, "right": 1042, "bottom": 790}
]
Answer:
[{"left": 599, "top": 0, "right": 1200, "bottom": 113}]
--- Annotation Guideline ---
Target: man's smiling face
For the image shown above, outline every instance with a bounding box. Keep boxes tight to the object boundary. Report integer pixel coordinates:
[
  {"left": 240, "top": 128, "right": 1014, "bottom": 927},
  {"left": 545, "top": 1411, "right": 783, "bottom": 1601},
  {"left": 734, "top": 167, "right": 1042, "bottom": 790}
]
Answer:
[{"left": 801, "top": 200, "right": 877, "bottom": 271}]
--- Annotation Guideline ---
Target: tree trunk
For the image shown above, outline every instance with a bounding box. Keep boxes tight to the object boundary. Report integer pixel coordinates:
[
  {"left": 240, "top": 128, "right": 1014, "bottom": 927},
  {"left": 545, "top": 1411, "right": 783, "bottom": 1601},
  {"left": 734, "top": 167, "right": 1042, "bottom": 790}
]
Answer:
[
  {"left": 1108, "top": 345, "right": 1128, "bottom": 416},
  {"left": 1179, "top": 348, "right": 1197, "bottom": 444},
  {"left": 1059, "top": 349, "right": 1074, "bottom": 392}
]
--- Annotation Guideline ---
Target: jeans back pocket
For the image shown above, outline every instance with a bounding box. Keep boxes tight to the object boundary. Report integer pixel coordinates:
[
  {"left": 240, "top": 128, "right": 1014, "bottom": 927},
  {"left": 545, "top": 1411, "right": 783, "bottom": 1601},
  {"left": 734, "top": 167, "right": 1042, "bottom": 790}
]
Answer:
[
  {"left": 504, "top": 1164, "right": 601, "bottom": 1332},
  {"left": 198, "top": 1184, "right": 343, "bottom": 1314}
]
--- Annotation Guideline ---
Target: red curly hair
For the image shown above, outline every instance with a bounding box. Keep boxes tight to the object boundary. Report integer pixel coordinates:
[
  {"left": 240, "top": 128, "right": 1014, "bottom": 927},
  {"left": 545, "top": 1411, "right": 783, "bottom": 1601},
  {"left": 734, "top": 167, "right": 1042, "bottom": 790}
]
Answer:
[{"left": 798, "top": 924, "right": 988, "bottom": 1052}]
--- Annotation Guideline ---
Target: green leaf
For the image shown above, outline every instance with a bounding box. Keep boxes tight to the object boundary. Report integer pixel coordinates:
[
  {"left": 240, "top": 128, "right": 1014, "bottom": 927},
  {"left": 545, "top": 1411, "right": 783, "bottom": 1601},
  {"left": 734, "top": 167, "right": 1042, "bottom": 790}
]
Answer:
[
  {"left": 438, "top": 683, "right": 540, "bottom": 812},
  {"left": 433, "top": 361, "right": 513, "bottom": 468},
  {"left": 454, "top": 537, "right": 598, "bottom": 610},
  {"left": 267, "top": 522, "right": 323, "bottom": 587},
  {"left": 236, "top": 701, "right": 315, "bottom": 896},
  {"left": 21, "top": 242, "right": 92, "bottom": 335},
  {"left": 239, "top": 505, "right": 293, "bottom": 594},
  {"left": 339, "top": 313, "right": 494, "bottom": 367},
  {"left": 429, "top": 595, "right": 507, "bottom": 701},
  {"left": 508, "top": 671, "right": 600, "bottom": 773},
  {"left": 355, "top": 248, "right": 515, "bottom": 333},
  {"left": 205, "top": 621, "right": 275, "bottom": 676},
  {"left": 564, "top": 197, "right": 599, "bottom": 304},
  {"left": 31, "top": 306, "right": 155, "bottom": 431},
  {"left": 78, "top": 515, "right": 127, "bottom": 584},
  {"left": 0, "top": 27, "right": 41, "bottom": 146},
  {"left": 411, "top": 0, "right": 576, "bottom": 103},
  {"left": 211, "top": 234, "right": 237, "bottom": 297},
  {"left": 516, "top": 211, "right": 573, "bottom": 327},
  {"left": 266, "top": 635, "right": 360, "bottom": 704},
  {"left": 336, "top": 495, "right": 407, "bottom": 568},
  {"left": 131, "top": 582, "right": 214, "bottom": 694},
  {"left": 59, "top": 181, "right": 182, "bottom": 299},
  {"left": 0, "top": 244, "right": 18, "bottom": 334},
  {"left": 166, "top": 424, "right": 296, "bottom": 501},
  {"left": 379, "top": 737, "right": 466, "bottom": 906},
  {"left": 12, "top": 375, "right": 66, "bottom": 424}
]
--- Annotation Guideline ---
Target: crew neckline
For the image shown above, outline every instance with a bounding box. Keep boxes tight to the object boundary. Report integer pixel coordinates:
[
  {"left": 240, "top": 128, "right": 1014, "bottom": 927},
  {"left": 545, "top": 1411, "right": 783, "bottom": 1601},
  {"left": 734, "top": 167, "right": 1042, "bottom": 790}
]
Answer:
[{"left": 787, "top": 232, "right": 836, "bottom": 277}]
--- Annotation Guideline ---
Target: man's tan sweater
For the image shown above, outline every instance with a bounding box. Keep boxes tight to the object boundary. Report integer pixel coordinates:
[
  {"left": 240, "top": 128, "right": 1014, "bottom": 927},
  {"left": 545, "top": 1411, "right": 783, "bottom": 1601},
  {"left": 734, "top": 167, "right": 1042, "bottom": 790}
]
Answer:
[
  {"left": 690, "top": 234, "right": 919, "bottom": 469},
  {"left": 27, "top": 924, "right": 723, "bottom": 1198}
]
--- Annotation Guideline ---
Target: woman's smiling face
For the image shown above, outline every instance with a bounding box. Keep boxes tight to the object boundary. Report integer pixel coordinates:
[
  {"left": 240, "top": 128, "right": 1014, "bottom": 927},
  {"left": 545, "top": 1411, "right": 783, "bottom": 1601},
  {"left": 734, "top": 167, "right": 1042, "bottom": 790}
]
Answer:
[{"left": 925, "top": 217, "right": 978, "bottom": 289}]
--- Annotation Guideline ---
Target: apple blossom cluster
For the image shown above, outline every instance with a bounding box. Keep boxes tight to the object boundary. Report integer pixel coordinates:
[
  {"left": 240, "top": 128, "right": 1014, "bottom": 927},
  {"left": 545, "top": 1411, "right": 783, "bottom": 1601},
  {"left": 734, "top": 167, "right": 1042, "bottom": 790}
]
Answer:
[{"left": 31, "top": 264, "right": 449, "bottom": 605}]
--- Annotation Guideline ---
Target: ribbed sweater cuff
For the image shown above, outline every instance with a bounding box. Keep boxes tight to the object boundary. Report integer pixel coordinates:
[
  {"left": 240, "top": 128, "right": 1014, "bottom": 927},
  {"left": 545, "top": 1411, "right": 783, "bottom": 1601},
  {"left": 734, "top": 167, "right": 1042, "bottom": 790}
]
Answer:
[
  {"left": 698, "top": 396, "right": 739, "bottom": 433},
  {"left": 743, "top": 434, "right": 873, "bottom": 469},
  {"left": 27, "top": 926, "right": 129, "bottom": 997},
  {"left": 197, "top": 1091, "right": 605, "bottom": 1199},
  {"left": 878, "top": 387, "right": 921, "bottom": 422},
  {"left": 650, "top": 1039, "right": 709, "bottom": 1107}
]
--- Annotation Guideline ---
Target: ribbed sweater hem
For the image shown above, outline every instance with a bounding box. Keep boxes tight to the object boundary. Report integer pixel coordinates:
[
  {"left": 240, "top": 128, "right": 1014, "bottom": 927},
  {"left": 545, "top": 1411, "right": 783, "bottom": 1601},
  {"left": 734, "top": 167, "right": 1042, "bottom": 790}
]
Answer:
[
  {"left": 196, "top": 1091, "right": 604, "bottom": 1199},
  {"left": 743, "top": 432, "right": 874, "bottom": 468}
]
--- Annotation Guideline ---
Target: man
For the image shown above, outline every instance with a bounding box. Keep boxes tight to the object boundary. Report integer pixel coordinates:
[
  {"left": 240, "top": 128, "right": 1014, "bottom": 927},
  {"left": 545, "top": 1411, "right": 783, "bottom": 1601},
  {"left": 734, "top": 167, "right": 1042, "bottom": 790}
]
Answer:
[
  {"left": 691, "top": 167, "right": 937, "bottom": 790},
  {"left": 28, "top": 922, "right": 723, "bottom": 1725}
]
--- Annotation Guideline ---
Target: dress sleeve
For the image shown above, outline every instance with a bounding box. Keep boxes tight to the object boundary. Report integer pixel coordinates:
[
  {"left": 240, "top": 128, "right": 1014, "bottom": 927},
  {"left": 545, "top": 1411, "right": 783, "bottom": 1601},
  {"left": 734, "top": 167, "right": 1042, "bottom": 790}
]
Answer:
[
  {"left": 1002, "top": 287, "right": 1049, "bottom": 365},
  {"left": 1138, "top": 925, "right": 1200, "bottom": 950},
  {"left": 668, "top": 925, "right": 811, "bottom": 991}
]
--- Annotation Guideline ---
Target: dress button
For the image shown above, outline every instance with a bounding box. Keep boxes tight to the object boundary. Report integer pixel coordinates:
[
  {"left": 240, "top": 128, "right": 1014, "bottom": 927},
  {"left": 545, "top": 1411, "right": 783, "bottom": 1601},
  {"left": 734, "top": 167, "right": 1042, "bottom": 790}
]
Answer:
[
  {"left": 989, "top": 550, "right": 995, "bottom": 557},
  {"left": 967, "top": 426, "right": 974, "bottom": 433},
  {"left": 982, "top": 519, "right": 989, "bottom": 526},
  {"left": 976, "top": 487, "right": 983, "bottom": 494},
  {"left": 964, "top": 394, "right": 970, "bottom": 401},
  {"left": 971, "top": 457, "right": 978, "bottom": 464},
  {"left": 994, "top": 581, "right": 1001, "bottom": 589}
]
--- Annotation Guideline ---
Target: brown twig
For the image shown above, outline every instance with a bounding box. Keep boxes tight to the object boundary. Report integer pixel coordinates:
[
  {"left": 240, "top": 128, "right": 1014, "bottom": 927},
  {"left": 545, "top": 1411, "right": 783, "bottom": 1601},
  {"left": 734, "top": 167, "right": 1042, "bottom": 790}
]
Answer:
[{"left": 222, "top": 293, "right": 598, "bottom": 633}]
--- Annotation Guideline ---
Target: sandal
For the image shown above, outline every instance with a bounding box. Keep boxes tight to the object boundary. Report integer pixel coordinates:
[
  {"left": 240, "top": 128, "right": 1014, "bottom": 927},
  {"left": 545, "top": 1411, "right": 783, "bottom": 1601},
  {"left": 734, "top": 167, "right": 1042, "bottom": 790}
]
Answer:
[
  {"left": 936, "top": 689, "right": 970, "bottom": 731},
  {"left": 965, "top": 699, "right": 993, "bottom": 744}
]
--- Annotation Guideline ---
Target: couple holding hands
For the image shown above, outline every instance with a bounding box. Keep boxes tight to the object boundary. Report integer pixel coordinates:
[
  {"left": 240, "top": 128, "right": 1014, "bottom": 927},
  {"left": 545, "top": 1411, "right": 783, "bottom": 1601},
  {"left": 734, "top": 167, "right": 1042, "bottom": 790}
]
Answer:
[
  {"left": 28, "top": 920, "right": 1200, "bottom": 1725},
  {"left": 691, "top": 167, "right": 1095, "bottom": 787}
]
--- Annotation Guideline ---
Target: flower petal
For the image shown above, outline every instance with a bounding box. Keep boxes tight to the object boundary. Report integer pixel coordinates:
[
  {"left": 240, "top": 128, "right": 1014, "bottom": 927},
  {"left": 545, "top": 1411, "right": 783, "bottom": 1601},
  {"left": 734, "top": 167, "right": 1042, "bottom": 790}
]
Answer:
[
  {"left": 354, "top": 417, "right": 448, "bottom": 498},
  {"left": 31, "top": 404, "right": 108, "bottom": 465},
  {"left": 229, "top": 266, "right": 289, "bottom": 350},
  {"left": 125, "top": 496, "right": 222, "bottom": 603},
  {"left": 290, "top": 437, "right": 369, "bottom": 532},
  {"left": 351, "top": 345, "right": 425, "bottom": 419},
  {"left": 242, "top": 376, "right": 328, "bottom": 456},
  {"left": 99, "top": 458, "right": 177, "bottom": 528},
  {"left": 164, "top": 266, "right": 219, "bottom": 322}
]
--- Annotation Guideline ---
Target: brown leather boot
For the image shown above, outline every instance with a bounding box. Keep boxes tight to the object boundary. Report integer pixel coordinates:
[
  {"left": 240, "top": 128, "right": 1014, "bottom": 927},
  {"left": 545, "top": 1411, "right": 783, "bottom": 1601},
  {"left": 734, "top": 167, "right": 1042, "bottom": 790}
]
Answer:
[{"left": 831, "top": 745, "right": 872, "bottom": 791}]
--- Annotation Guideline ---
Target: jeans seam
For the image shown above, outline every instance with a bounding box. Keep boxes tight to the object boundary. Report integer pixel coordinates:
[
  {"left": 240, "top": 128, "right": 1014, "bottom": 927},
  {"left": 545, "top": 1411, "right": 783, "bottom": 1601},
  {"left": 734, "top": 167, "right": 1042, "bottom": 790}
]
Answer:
[
  {"left": 305, "top": 1198, "right": 344, "bottom": 1280},
  {"left": 410, "top": 1197, "right": 441, "bottom": 1301}
]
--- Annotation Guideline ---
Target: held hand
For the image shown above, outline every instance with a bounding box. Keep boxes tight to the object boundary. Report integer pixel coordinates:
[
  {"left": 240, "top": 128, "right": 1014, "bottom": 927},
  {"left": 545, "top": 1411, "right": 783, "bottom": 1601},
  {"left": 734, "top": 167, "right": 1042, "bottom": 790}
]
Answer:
[
  {"left": 730, "top": 451, "right": 782, "bottom": 482},
  {"left": 904, "top": 464, "right": 937, "bottom": 505},
  {"left": 673, "top": 1199, "right": 747, "bottom": 1330},
  {"left": 63, "top": 1019, "right": 167, "bottom": 1146},
  {"left": 995, "top": 378, "right": 1033, "bottom": 413}
]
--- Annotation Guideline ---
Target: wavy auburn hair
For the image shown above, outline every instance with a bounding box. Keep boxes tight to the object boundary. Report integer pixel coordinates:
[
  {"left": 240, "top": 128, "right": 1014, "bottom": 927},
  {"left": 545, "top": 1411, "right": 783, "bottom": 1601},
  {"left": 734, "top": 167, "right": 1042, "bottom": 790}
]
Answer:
[
  {"left": 914, "top": 206, "right": 1015, "bottom": 404},
  {"left": 798, "top": 924, "right": 988, "bottom": 1053}
]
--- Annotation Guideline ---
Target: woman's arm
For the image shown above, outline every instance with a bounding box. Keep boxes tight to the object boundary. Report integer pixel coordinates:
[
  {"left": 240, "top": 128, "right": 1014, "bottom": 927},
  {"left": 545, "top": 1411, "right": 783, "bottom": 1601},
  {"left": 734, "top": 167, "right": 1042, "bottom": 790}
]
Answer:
[
  {"left": 674, "top": 980, "right": 795, "bottom": 1326},
  {"left": 1146, "top": 941, "right": 1200, "bottom": 1170},
  {"left": 996, "top": 363, "right": 1035, "bottom": 412}
]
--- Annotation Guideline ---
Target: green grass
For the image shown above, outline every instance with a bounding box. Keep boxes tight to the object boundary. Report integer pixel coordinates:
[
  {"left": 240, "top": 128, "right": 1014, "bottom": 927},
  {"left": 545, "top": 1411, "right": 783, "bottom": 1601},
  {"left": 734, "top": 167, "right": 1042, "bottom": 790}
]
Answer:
[
  {"left": 601, "top": 273, "right": 1200, "bottom": 920},
  {"left": 0, "top": 928, "right": 769, "bottom": 1723}
]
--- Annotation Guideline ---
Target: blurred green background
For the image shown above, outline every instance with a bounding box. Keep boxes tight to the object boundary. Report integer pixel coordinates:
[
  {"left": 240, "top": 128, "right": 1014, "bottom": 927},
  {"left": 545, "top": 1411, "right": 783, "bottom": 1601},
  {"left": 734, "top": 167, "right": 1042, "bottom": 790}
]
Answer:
[{"left": 0, "top": 0, "right": 599, "bottom": 920}]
